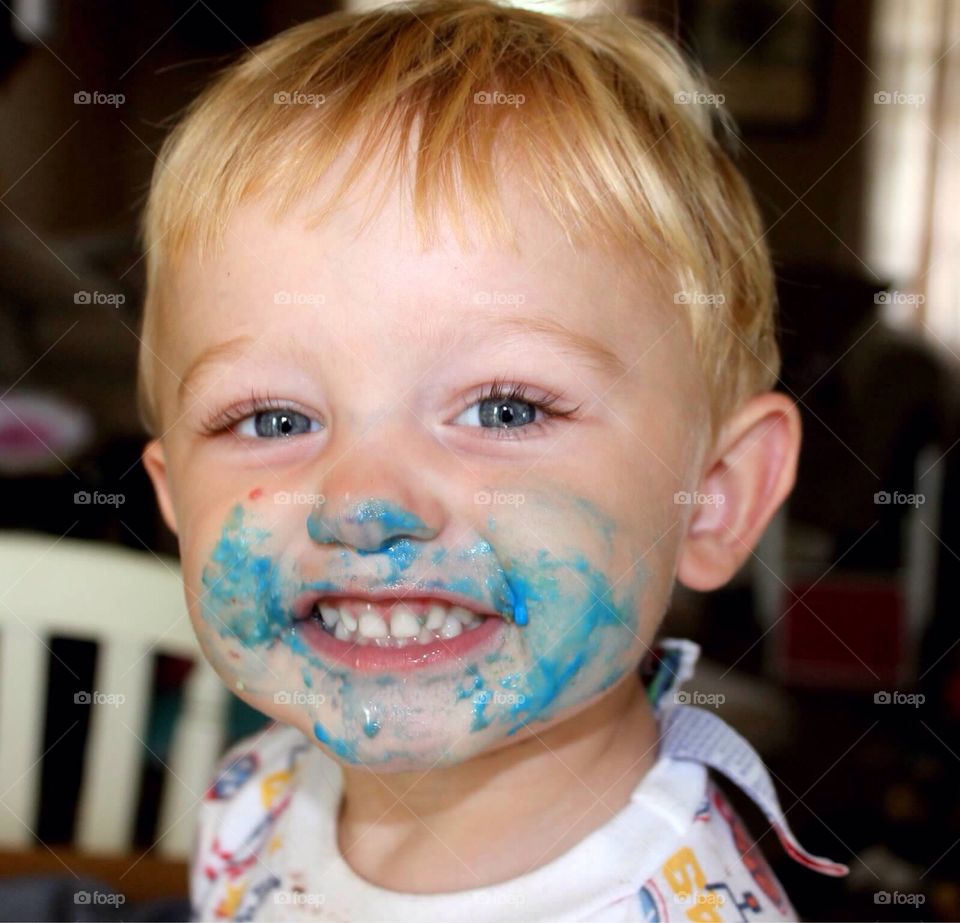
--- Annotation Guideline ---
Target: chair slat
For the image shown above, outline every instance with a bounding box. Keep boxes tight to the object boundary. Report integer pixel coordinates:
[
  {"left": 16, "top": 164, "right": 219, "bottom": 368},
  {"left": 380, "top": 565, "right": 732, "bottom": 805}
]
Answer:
[
  {"left": 156, "top": 659, "right": 229, "bottom": 858},
  {"left": 75, "top": 639, "right": 153, "bottom": 853},
  {"left": 0, "top": 623, "right": 49, "bottom": 847}
]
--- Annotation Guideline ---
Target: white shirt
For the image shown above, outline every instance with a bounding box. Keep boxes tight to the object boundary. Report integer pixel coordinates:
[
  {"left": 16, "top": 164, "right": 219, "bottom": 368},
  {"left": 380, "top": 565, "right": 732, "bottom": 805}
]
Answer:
[{"left": 190, "top": 639, "right": 847, "bottom": 922}]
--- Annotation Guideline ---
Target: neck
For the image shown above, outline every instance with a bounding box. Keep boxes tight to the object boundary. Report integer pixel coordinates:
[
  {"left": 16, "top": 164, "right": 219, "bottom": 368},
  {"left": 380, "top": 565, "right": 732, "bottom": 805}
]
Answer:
[{"left": 336, "top": 670, "right": 659, "bottom": 892}]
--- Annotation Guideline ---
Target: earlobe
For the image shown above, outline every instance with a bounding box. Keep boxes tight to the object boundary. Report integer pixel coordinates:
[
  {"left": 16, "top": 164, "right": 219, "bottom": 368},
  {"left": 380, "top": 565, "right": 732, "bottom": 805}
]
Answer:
[
  {"left": 675, "top": 392, "right": 801, "bottom": 592},
  {"left": 142, "top": 439, "right": 179, "bottom": 536}
]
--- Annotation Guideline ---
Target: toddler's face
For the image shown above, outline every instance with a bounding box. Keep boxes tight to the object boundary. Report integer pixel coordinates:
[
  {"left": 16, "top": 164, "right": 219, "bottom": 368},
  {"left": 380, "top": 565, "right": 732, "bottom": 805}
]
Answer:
[{"left": 144, "top": 167, "right": 710, "bottom": 770}]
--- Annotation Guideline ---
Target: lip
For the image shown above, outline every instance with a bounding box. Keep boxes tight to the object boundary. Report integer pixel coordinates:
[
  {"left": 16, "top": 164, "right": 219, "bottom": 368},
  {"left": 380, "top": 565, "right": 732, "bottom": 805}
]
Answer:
[
  {"left": 290, "top": 586, "right": 508, "bottom": 672},
  {"left": 292, "top": 584, "right": 509, "bottom": 673},
  {"left": 293, "top": 614, "right": 505, "bottom": 672}
]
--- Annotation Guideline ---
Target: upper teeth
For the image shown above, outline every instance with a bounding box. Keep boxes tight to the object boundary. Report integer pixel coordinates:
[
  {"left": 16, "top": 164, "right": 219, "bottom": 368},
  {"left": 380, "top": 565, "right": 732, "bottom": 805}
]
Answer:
[{"left": 310, "top": 600, "right": 485, "bottom": 647}]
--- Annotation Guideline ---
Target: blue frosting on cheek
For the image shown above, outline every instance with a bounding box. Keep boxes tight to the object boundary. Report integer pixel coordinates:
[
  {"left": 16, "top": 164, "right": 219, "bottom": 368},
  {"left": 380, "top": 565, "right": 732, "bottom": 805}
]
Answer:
[
  {"left": 452, "top": 545, "right": 640, "bottom": 737},
  {"left": 201, "top": 505, "right": 290, "bottom": 646},
  {"left": 444, "top": 537, "right": 642, "bottom": 739},
  {"left": 505, "top": 553, "right": 638, "bottom": 734}
]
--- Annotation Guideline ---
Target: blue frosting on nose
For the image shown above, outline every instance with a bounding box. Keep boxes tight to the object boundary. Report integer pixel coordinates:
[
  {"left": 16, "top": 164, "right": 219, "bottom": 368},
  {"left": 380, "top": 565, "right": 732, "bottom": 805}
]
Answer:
[
  {"left": 305, "top": 497, "right": 435, "bottom": 586},
  {"left": 307, "top": 497, "right": 431, "bottom": 547}
]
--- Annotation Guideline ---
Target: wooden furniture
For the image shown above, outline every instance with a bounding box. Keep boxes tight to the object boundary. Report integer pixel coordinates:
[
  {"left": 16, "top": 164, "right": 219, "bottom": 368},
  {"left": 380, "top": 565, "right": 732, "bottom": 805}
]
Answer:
[{"left": 0, "top": 532, "right": 229, "bottom": 860}]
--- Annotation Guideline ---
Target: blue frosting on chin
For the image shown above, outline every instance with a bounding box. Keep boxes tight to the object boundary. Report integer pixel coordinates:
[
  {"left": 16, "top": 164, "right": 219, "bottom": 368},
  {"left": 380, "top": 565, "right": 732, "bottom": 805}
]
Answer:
[{"left": 313, "top": 721, "right": 360, "bottom": 762}]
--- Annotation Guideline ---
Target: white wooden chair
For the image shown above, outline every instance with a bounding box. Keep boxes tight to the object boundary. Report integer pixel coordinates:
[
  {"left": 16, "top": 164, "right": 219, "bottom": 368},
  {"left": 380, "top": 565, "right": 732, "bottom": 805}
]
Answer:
[{"left": 0, "top": 531, "right": 230, "bottom": 859}]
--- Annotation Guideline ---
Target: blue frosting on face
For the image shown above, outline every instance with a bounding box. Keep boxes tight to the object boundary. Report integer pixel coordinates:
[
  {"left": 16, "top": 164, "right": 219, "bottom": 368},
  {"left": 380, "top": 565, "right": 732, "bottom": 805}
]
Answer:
[
  {"left": 456, "top": 664, "right": 490, "bottom": 731},
  {"left": 352, "top": 499, "right": 429, "bottom": 532},
  {"left": 313, "top": 721, "right": 360, "bottom": 762},
  {"left": 504, "top": 571, "right": 530, "bottom": 626},
  {"left": 202, "top": 506, "right": 292, "bottom": 647},
  {"left": 307, "top": 499, "right": 430, "bottom": 544},
  {"left": 356, "top": 536, "right": 419, "bottom": 573},
  {"left": 200, "top": 494, "right": 645, "bottom": 766},
  {"left": 499, "top": 552, "right": 631, "bottom": 735}
]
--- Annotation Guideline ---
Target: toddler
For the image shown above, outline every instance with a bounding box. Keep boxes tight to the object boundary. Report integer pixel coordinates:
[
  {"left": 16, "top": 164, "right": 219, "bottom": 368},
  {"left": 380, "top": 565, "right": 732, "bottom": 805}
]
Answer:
[{"left": 138, "top": 1, "right": 848, "bottom": 919}]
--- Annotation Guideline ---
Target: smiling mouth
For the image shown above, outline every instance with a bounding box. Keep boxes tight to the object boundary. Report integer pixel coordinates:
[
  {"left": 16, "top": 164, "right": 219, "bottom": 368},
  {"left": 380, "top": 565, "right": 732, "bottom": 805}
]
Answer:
[{"left": 296, "top": 595, "right": 492, "bottom": 648}]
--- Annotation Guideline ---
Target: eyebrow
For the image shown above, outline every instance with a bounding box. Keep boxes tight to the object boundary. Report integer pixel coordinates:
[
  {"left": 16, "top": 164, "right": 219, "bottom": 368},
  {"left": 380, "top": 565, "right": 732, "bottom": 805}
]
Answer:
[
  {"left": 178, "top": 334, "right": 257, "bottom": 405},
  {"left": 464, "top": 312, "right": 627, "bottom": 379},
  {"left": 177, "top": 313, "right": 626, "bottom": 406}
]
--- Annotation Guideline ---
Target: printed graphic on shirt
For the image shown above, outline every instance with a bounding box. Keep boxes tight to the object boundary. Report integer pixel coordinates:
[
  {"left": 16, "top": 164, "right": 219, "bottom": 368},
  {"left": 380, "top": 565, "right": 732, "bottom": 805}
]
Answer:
[
  {"left": 633, "top": 776, "right": 802, "bottom": 923},
  {"left": 194, "top": 734, "right": 311, "bottom": 920},
  {"left": 639, "top": 844, "right": 766, "bottom": 922},
  {"left": 207, "top": 753, "right": 259, "bottom": 800}
]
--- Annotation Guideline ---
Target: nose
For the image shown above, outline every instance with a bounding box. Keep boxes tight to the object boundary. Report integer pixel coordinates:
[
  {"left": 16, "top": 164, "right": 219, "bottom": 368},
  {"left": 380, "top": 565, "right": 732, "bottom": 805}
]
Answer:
[
  {"left": 302, "top": 405, "right": 450, "bottom": 555},
  {"left": 307, "top": 496, "right": 439, "bottom": 552}
]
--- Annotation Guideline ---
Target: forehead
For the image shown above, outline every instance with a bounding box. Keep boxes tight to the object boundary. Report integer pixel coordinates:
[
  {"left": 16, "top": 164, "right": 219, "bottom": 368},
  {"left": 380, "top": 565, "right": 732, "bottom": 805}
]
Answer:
[{"left": 159, "top": 145, "right": 690, "bottom": 410}]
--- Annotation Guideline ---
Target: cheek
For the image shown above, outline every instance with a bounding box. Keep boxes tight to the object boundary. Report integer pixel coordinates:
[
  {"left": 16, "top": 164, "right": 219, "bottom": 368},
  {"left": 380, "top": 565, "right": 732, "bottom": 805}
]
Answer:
[
  {"left": 470, "top": 489, "right": 662, "bottom": 729},
  {"left": 492, "top": 541, "right": 648, "bottom": 731},
  {"left": 179, "top": 506, "right": 293, "bottom": 692}
]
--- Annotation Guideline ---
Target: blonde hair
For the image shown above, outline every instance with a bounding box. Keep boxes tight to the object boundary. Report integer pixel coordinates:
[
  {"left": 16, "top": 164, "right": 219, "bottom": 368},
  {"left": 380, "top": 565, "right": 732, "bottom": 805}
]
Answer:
[{"left": 137, "top": 0, "right": 778, "bottom": 437}]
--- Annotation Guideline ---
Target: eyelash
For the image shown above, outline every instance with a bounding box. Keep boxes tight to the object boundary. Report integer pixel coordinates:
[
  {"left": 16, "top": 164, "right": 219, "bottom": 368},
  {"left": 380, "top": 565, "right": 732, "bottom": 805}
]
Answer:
[
  {"left": 199, "top": 390, "right": 302, "bottom": 436},
  {"left": 457, "top": 377, "right": 582, "bottom": 439},
  {"left": 200, "top": 380, "right": 582, "bottom": 439}
]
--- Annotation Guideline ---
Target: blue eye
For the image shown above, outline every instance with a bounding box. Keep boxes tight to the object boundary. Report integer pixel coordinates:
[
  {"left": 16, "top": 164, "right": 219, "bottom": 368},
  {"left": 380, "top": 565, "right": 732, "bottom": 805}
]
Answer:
[
  {"left": 236, "top": 409, "right": 321, "bottom": 438},
  {"left": 454, "top": 395, "right": 539, "bottom": 429},
  {"left": 453, "top": 381, "right": 578, "bottom": 437}
]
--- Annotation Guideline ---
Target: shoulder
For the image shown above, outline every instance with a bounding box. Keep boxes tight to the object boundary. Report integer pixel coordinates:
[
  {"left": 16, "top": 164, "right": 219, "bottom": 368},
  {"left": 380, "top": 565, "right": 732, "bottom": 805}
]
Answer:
[
  {"left": 189, "top": 722, "right": 313, "bottom": 920},
  {"left": 628, "top": 777, "right": 797, "bottom": 921},
  {"left": 203, "top": 721, "right": 311, "bottom": 804}
]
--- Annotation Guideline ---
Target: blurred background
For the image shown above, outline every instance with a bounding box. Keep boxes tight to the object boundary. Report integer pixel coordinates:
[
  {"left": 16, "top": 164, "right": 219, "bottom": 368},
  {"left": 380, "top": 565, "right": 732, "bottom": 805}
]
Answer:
[{"left": 0, "top": 0, "right": 957, "bottom": 920}]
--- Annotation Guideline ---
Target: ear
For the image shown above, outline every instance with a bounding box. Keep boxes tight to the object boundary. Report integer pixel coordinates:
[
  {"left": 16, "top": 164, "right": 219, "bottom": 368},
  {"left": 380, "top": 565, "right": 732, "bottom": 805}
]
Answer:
[
  {"left": 142, "top": 438, "right": 179, "bottom": 536},
  {"left": 676, "top": 391, "right": 801, "bottom": 591}
]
